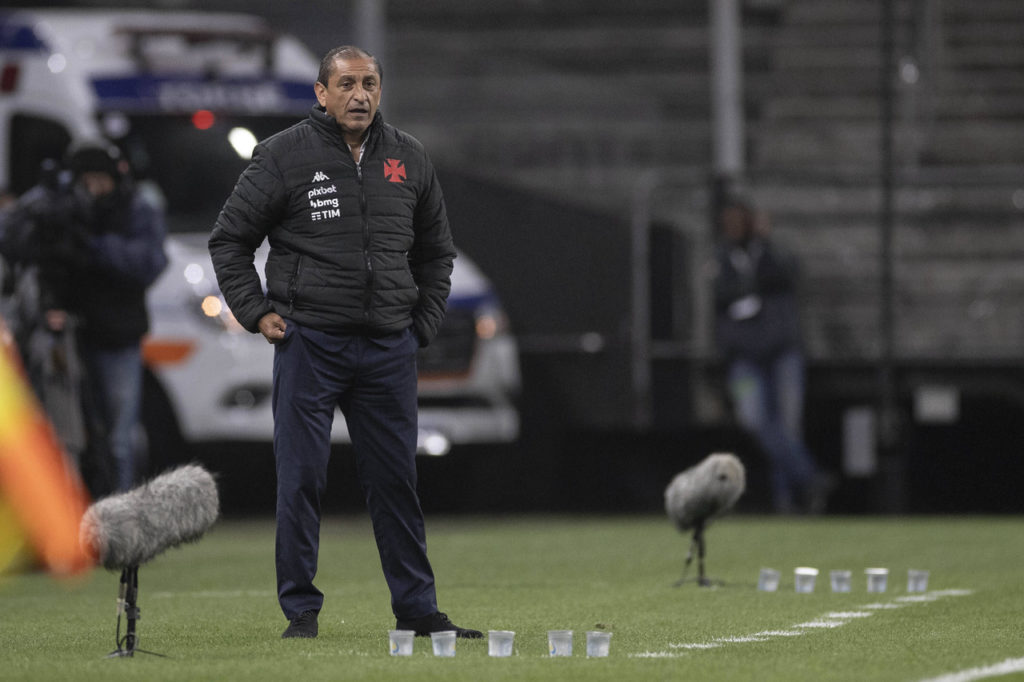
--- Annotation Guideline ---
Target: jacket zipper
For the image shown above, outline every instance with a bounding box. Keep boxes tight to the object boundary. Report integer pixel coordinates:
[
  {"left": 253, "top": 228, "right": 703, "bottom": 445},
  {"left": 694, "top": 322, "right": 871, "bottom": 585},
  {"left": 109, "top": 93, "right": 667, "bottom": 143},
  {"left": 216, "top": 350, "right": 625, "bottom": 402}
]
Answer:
[{"left": 356, "top": 161, "right": 373, "bottom": 324}]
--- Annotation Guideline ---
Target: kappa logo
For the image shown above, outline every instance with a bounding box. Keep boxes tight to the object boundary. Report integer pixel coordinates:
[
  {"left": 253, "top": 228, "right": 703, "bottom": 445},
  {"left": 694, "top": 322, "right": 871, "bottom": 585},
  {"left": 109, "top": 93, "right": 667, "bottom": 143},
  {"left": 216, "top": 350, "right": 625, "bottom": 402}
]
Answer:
[
  {"left": 384, "top": 158, "right": 406, "bottom": 183},
  {"left": 312, "top": 170, "right": 330, "bottom": 183}
]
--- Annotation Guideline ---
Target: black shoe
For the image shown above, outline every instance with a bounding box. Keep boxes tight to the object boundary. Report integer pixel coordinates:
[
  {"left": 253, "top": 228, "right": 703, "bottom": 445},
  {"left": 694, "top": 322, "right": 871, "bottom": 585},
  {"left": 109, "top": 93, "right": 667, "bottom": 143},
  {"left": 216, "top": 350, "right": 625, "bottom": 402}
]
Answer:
[
  {"left": 396, "top": 611, "right": 482, "bottom": 639},
  {"left": 282, "top": 610, "right": 318, "bottom": 639}
]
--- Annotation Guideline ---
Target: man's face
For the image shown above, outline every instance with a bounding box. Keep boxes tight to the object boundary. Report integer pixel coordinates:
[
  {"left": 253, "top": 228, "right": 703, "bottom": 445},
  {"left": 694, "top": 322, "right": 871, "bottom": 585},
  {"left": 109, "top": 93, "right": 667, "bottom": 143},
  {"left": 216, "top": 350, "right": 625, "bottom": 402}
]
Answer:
[
  {"left": 314, "top": 56, "right": 382, "bottom": 145},
  {"left": 720, "top": 205, "right": 751, "bottom": 244},
  {"left": 79, "top": 171, "right": 115, "bottom": 198}
]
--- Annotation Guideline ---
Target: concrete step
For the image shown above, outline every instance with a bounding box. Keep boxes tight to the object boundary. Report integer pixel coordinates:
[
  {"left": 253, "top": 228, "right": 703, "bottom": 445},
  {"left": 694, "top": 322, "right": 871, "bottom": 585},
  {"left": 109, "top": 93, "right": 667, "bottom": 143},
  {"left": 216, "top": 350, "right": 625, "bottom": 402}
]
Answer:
[
  {"left": 407, "top": 119, "right": 711, "bottom": 170},
  {"left": 762, "top": 91, "right": 1024, "bottom": 120},
  {"left": 773, "top": 45, "right": 884, "bottom": 70},
  {"left": 947, "top": 21, "right": 1024, "bottom": 45},
  {"left": 783, "top": 0, "right": 906, "bottom": 25},
  {"left": 752, "top": 181, "right": 1024, "bottom": 218},
  {"left": 771, "top": 24, "right": 881, "bottom": 47},
  {"left": 945, "top": 69, "right": 1024, "bottom": 94},
  {"left": 754, "top": 120, "right": 1024, "bottom": 166},
  {"left": 946, "top": 44, "right": 1024, "bottom": 70},
  {"left": 944, "top": 0, "right": 1024, "bottom": 21},
  {"left": 389, "top": 0, "right": 706, "bottom": 29},
  {"left": 387, "top": 71, "right": 708, "bottom": 116},
  {"left": 762, "top": 67, "right": 882, "bottom": 95}
]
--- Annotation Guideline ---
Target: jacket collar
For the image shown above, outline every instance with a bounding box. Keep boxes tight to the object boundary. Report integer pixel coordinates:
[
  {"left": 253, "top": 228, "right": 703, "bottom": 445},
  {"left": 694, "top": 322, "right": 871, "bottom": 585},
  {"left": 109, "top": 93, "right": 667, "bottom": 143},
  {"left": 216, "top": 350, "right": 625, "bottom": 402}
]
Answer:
[{"left": 309, "top": 105, "right": 383, "bottom": 150}]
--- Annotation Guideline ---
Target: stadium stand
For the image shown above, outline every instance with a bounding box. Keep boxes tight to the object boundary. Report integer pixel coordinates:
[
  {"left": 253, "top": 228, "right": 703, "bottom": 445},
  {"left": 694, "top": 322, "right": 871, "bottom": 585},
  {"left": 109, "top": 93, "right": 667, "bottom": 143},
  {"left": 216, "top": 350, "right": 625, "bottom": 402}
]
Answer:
[{"left": 385, "top": 0, "right": 1024, "bottom": 363}]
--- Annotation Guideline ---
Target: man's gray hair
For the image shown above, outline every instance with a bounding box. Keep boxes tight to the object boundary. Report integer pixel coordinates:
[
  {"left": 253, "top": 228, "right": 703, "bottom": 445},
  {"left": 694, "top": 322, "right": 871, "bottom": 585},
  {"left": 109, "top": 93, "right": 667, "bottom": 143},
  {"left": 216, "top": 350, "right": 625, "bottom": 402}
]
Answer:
[{"left": 317, "top": 45, "right": 383, "bottom": 86}]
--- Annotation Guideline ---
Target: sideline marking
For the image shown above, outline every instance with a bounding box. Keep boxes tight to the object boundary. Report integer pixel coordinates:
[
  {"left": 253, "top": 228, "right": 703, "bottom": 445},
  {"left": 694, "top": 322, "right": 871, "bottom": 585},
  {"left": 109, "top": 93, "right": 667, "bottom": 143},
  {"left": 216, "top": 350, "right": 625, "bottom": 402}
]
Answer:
[
  {"left": 634, "top": 589, "right": 974, "bottom": 659},
  {"left": 795, "top": 620, "right": 847, "bottom": 628},
  {"left": 916, "top": 656, "right": 1024, "bottom": 682},
  {"left": 151, "top": 589, "right": 275, "bottom": 599}
]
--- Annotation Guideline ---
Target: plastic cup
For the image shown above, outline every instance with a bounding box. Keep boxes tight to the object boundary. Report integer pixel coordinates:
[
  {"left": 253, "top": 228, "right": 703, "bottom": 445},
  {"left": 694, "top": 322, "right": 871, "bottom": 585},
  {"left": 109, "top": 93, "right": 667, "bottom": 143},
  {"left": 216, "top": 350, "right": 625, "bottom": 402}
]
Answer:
[
  {"left": 586, "top": 631, "right": 612, "bottom": 658},
  {"left": 907, "top": 569, "right": 930, "bottom": 592},
  {"left": 758, "top": 568, "right": 781, "bottom": 592},
  {"left": 547, "top": 630, "right": 573, "bottom": 657},
  {"left": 866, "top": 568, "right": 889, "bottom": 593},
  {"left": 430, "top": 630, "right": 457, "bottom": 657},
  {"left": 488, "top": 630, "right": 515, "bottom": 657},
  {"left": 794, "top": 567, "right": 819, "bottom": 593},
  {"left": 388, "top": 629, "right": 415, "bottom": 656},
  {"left": 830, "top": 569, "right": 852, "bottom": 593}
]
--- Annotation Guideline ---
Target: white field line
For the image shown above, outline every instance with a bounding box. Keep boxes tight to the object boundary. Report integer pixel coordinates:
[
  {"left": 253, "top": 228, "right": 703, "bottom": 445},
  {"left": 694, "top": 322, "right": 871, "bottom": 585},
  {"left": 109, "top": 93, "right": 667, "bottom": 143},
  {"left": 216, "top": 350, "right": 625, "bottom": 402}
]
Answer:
[
  {"left": 150, "top": 589, "right": 276, "bottom": 599},
  {"left": 632, "top": 589, "right": 974, "bottom": 659},
  {"left": 897, "top": 595, "right": 940, "bottom": 603},
  {"left": 794, "top": 619, "right": 848, "bottom": 628},
  {"left": 915, "top": 656, "right": 1024, "bottom": 682}
]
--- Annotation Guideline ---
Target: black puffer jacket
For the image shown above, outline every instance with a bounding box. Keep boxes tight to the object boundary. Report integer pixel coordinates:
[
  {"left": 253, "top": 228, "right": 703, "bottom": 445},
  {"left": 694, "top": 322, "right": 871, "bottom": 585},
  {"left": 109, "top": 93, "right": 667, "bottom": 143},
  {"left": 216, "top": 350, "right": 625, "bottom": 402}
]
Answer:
[{"left": 208, "top": 106, "right": 456, "bottom": 346}]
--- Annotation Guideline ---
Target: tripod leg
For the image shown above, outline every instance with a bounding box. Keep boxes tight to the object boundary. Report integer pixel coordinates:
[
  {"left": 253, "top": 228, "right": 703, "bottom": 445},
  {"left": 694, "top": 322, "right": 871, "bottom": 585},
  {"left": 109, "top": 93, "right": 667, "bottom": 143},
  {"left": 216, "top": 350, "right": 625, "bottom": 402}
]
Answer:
[
  {"left": 124, "top": 566, "right": 139, "bottom": 656},
  {"left": 106, "top": 566, "right": 166, "bottom": 659},
  {"left": 674, "top": 522, "right": 706, "bottom": 587},
  {"left": 108, "top": 565, "right": 136, "bottom": 655},
  {"left": 673, "top": 534, "right": 698, "bottom": 587},
  {"left": 696, "top": 528, "right": 709, "bottom": 587}
]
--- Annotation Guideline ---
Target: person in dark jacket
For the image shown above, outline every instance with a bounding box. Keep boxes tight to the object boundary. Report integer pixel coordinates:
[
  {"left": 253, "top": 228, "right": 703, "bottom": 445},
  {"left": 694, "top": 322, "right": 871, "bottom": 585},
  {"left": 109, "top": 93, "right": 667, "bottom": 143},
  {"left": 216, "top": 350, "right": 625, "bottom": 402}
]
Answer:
[
  {"left": 0, "top": 141, "right": 168, "bottom": 494},
  {"left": 713, "top": 199, "right": 825, "bottom": 514},
  {"left": 208, "top": 45, "right": 479, "bottom": 640},
  {"left": 72, "top": 143, "right": 168, "bottom": 495}
]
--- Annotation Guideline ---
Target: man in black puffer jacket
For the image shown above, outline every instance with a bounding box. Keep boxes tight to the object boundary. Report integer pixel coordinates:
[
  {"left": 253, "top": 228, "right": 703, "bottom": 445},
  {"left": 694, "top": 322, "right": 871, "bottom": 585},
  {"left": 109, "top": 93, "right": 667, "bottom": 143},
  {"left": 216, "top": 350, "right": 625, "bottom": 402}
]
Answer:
[{"left": 209, "top": 45, "right": 479, "bottom": 640}]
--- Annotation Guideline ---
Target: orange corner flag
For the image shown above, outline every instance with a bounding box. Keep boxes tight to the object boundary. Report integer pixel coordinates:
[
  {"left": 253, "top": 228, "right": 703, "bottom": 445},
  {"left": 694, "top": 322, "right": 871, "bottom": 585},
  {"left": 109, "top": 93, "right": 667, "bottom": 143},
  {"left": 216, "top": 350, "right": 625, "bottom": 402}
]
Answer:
[{"left": 0, "top": 317, "right": 93, "bottom": 576}]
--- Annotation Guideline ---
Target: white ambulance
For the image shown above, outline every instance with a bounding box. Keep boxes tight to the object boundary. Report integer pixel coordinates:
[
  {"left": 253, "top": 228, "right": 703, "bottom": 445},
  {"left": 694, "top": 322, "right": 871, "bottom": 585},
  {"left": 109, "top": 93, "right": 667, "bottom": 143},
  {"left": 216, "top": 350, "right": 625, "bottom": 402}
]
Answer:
[{"left": 0, "top": 9, "right": 520, "bottom": 461}]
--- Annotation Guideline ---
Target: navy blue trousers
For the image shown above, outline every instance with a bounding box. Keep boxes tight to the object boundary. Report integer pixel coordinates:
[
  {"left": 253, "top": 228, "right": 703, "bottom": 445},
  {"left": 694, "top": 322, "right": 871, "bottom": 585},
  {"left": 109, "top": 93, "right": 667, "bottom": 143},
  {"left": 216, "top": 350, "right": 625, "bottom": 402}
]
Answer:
[{"left": 272, "top": 321, "right": 438, "bottom": 621}]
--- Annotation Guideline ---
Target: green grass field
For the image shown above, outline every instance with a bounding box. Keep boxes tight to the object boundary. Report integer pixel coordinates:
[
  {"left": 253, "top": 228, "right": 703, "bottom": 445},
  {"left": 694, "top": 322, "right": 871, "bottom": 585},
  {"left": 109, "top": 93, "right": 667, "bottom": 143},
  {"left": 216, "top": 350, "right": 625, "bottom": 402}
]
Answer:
[{"left": 3, "top": 515, "right": 1023, "bottom": 681}]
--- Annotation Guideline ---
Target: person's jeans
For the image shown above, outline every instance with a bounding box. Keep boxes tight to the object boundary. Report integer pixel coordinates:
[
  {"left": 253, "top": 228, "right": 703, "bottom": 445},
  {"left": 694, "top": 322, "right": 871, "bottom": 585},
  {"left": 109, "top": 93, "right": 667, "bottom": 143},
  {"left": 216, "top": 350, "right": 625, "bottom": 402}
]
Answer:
[
  {"left": 727, "top": 349, "right": 817, "bottom": 511},
  {"left": 81, "top": 343, "right": 144, "bottom": 492}
]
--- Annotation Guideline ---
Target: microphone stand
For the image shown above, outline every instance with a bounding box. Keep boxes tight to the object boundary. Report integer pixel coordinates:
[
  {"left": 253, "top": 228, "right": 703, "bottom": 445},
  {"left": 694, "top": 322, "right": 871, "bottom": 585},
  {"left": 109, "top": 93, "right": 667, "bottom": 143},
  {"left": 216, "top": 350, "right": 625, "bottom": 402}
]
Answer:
[{"left": 107, "top": 565, "right": 166, "bottom": 658}]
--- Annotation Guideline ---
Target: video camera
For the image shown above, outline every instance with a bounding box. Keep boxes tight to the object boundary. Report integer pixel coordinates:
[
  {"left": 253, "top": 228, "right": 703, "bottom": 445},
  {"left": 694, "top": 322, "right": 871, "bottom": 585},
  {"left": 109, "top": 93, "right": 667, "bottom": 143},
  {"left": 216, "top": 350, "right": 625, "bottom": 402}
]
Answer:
[
  {"left": 24, "top": 160, "right": 88, "bottom": 237},
  {"left": 0, "top": 159, "right": 94, "bottom": 271},
  {"left": 26, "top": 140, "right": 128, "bottom": 233},
  {"left": 1, "top": 142, "right": 128, "bottom": 271}
]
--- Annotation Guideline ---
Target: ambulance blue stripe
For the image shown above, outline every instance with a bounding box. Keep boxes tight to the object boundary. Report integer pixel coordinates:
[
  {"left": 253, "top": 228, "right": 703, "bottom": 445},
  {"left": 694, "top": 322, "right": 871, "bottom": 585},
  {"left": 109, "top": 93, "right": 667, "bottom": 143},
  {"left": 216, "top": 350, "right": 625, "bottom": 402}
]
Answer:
[
  {"left": 448, "top": 292, "right": 493, "bottom": 310},
  {"left": 0, "top": 18, "right": 48, "bottom": 50},
  {"left": 90, "top": 77, "right": 312, "bottom": 113}
]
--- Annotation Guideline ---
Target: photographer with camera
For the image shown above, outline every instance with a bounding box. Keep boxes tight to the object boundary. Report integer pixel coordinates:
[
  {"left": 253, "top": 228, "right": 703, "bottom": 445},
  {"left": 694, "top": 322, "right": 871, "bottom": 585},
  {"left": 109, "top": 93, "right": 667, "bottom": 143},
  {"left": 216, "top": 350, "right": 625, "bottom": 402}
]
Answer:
[{"left": 0, "top": 141, "right": 168, "bottom": 494}]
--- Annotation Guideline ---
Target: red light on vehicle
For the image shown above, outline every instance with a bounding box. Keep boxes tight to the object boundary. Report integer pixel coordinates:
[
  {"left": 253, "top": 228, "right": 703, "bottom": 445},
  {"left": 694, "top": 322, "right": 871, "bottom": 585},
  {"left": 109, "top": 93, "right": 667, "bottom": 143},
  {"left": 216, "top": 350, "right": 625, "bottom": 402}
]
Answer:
[
  {"left": 191, "top": 109, "right": 215, "bottom": 130},
  {"left": 0, "top": 64, "right": 20, "bottom": 93}
]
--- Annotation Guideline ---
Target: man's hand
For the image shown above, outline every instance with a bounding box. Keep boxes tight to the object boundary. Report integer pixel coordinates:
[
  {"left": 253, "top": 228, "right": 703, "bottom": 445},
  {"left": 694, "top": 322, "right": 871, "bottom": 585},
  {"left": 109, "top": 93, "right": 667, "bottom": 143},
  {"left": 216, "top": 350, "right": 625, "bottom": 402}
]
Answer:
[{"left": 258, "top": 312, "right": 287, "bottom": 344}]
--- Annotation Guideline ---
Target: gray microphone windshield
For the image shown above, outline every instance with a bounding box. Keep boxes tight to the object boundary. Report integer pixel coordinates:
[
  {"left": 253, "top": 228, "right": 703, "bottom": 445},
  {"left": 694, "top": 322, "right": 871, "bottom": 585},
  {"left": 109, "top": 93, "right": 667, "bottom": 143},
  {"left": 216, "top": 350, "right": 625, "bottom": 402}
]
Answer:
[
  {"left": 665, "top": 452, "right": 746, "bottom": 531},
  {"left": 80, "top": 464, "right": 219, "bottom": 570}
]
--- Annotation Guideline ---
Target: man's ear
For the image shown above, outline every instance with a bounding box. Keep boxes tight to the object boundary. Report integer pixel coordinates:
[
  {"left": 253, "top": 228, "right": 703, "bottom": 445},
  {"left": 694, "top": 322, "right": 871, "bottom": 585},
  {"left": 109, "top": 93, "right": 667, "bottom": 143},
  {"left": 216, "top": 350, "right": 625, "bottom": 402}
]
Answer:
[{"left": 314, "top": 81, "right": 327, "bottom": 107}]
